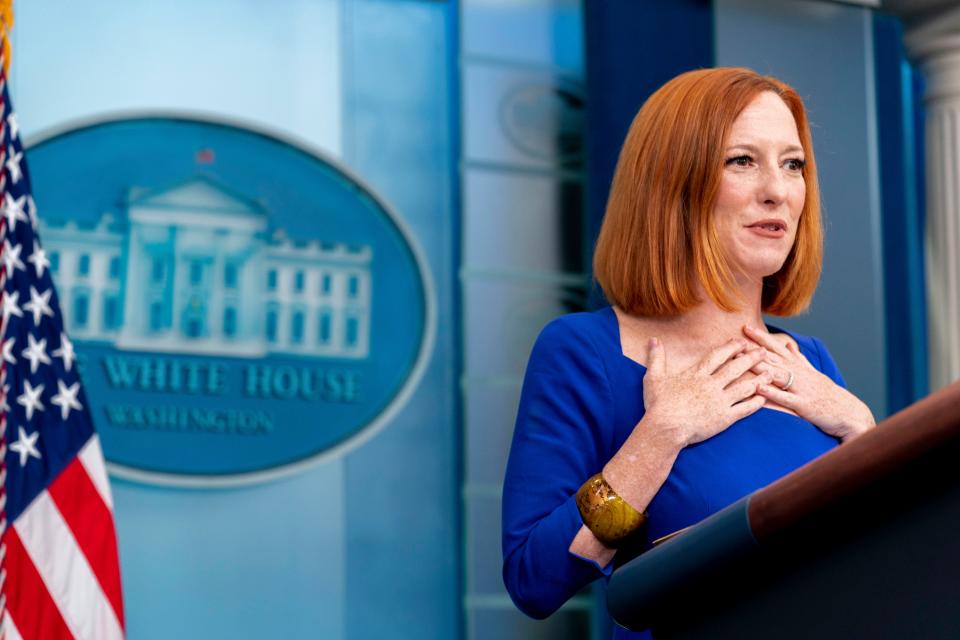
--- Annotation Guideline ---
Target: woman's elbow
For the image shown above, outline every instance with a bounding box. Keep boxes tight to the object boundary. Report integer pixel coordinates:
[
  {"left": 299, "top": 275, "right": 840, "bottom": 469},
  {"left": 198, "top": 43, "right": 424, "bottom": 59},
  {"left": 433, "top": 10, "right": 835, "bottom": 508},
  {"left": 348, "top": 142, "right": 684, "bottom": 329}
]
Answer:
[{"left": 501, "top": 559, "right": 564, "bottom": 620}]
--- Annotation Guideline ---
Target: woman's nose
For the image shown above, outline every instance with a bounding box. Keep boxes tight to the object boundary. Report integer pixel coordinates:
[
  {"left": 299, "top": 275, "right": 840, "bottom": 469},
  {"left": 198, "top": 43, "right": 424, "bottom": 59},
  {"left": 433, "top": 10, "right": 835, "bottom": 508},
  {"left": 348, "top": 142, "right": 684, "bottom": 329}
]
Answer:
[{"left": 759, "top": 166, "right": 787, "bottom": 206}]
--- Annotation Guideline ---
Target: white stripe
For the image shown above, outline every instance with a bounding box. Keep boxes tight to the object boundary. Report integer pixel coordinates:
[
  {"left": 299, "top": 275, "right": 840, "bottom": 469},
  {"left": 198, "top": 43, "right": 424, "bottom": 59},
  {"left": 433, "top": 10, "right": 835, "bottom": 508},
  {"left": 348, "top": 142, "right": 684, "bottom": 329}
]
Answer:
[
  {"left": 3, "top": 610, "right": 24, "bottom": 640},
  {"left": 14, "top": 491, "right": 123, "bottom": 640},
  {"left": 78, "top": 435, "right": 114, "bottom": 511}
]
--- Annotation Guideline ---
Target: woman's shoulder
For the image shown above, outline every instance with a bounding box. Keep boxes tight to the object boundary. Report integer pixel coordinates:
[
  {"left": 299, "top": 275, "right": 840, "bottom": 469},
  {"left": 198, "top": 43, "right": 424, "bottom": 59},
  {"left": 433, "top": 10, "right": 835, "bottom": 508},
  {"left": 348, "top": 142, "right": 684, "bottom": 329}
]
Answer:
[{"left": 529, "top": 308, "right": 619, "bottom": 368}]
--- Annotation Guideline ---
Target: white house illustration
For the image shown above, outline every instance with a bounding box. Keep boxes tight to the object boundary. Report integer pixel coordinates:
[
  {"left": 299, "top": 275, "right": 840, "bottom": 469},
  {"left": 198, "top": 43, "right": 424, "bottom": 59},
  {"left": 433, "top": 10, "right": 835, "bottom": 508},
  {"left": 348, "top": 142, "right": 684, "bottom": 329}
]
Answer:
[{"left": 41, "top": 177, "right": 373, "bottom": 359}]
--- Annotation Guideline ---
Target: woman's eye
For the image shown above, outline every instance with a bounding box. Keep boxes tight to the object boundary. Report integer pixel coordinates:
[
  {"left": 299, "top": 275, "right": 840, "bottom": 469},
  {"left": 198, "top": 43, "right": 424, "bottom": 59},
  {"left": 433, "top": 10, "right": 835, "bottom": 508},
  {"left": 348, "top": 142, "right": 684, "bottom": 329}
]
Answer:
[
  {"left": 785, "top": 158, "right": 806, "bottom": 171},
  {"left": 725, "top": 155, "right": 752, "bottom": 167}
]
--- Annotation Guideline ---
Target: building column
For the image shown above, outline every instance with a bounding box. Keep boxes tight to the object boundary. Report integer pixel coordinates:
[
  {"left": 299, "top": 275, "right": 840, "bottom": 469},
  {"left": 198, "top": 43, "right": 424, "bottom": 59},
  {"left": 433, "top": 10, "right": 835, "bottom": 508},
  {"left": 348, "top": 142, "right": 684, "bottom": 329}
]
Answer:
[{"left": 905, "top": 9, "right": 960, "bottom": 390}]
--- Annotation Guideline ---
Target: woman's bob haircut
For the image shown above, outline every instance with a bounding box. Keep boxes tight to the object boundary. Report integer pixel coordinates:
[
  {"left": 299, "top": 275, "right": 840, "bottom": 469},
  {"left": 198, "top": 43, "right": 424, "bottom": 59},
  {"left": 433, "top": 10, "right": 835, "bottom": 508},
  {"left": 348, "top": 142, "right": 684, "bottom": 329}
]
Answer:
[{"left": 593, "top": 67, "right": 822, "bottom": 317}]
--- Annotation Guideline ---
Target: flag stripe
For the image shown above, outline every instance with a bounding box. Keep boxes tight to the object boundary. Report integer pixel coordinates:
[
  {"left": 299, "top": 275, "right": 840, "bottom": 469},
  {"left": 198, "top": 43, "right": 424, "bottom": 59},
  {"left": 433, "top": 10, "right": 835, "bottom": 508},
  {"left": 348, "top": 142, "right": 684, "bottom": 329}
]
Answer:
[
  {"left": 3, "top": 528, "right": 73, "bottom": 640},
  {"left": 47, "top": 457, "right": 124, "bottom": 628},
  {"left": 14, "top": 493, "right": 123, "bottom": 640},
  {"left": 77, "top": 435, "right": 112, "bottom": 511},
  {"left": 3, "top": 608, "right": 24, "bottom": 640}
]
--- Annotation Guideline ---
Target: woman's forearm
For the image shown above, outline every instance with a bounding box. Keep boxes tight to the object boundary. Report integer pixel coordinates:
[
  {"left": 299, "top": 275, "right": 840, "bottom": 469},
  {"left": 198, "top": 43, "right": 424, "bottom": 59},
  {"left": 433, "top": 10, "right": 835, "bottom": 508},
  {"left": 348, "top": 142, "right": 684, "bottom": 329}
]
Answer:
[{"left": 568, "top": 413, "right": 686, "bottom": 564}]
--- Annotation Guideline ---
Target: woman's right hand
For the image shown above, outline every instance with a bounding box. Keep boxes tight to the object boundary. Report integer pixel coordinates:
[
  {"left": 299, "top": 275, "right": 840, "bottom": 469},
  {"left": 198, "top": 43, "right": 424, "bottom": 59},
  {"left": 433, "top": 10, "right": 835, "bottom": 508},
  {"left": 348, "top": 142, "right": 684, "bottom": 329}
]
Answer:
[{"left": 642, "top": 337, "right": 771, "bottom": 447}]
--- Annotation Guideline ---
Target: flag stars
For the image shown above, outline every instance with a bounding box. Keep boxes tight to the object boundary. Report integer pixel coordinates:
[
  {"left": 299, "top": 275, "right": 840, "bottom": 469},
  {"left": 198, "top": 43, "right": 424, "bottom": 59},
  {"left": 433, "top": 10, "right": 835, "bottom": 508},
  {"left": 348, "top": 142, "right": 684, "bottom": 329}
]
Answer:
[
  {"left": 2, "top": 337, "right": 16, "bottom": 364},
  {"left": 52, "top": 332, "right": 75, "bottom": 372},
  {"left": 27, "top": 195, "right": 38, "bottom": 231},
  {"left": 2, "top": 239, "right": 25, "bottom": 275},
  {"left": 2, "top": 194, "right": 27, "bottom": 232},
  {"left": 1, "top": 290, "right": 22, "bottom": 325},
  {"left": 21, "top": 334, "right": 52, "bottom": 374},
  {"left": 7, "top": 112, "right": 19, "bottom": 141},
  {"left": 23, "top": 286, "right": 54, "bottom": 326},
  {"left": 5, "top": 145, "right": 23, "bottom": 184},
  {"left": 27, "top": 245, "right": 50, "bottom": 278},
  {"left": 0, "top": 383, "right": 10, "bottom": 412},
  {"left": 51, "top": 380, "right": 83, "bottom": 421},
  {"left": 9, "top": 427, "right": 41, "bottom": 467},
  {"left": 17, "top": 380, "right": 45, "bottom": 421}
]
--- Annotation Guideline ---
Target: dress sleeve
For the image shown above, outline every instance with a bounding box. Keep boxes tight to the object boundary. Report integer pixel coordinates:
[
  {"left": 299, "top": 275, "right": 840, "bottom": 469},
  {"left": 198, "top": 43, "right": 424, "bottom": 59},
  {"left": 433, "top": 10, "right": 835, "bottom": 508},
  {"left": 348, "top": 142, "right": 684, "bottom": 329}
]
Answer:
[
  {"left": 501, "top": 316, "right": 615, "bottom": 619},
  {"left": 811, "top": 336, "right": 847, "bottom": 389}
]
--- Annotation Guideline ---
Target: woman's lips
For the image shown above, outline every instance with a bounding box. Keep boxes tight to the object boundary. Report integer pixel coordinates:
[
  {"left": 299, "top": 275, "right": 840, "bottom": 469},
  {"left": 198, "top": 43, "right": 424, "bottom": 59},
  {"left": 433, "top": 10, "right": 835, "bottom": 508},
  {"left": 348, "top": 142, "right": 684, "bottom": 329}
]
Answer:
[{"left": 746, "top": 221, "right": 787, "bottom": 239}]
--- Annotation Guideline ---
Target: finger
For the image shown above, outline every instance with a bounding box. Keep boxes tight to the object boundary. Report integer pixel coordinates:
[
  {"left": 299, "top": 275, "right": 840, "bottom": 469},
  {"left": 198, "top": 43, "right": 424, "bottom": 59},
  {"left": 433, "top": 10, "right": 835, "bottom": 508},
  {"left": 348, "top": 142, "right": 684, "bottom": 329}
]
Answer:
[
  {"left": 726, "top": 372, "right": 772, "bottom": 403},
  {"left": 699, "top": 338, "right": 748, "bottom": 374},
  {"left": 757, "top": 383, "right": 802, "bottom": 410},
  {"left": 715, "top": 347, "right": 766, "bottom": 385},
  {"left": 785, "top": 341, "right": 813, "bottom": 369},
  {"left": 751, "top": 363, "right": 790, "bottom": 387},
  {"left": 729, "top": 395, "right": 766, "bottom": 421},
  {"left": 742, "top": 325, "right": 790, "bottom": 359},
  {"left": 646, "top": 337, "right": 665, "bottom": 376}
]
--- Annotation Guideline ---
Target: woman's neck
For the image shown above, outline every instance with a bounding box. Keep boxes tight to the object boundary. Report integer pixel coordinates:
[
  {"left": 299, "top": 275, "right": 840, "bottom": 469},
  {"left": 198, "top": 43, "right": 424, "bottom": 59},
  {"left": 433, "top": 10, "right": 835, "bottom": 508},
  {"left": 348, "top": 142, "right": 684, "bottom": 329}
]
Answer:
[
  {"left": 625, "top": 277, "right": 767, "bottom": 344},
  {"left": 664, "top": 299, "right": 764, "bottom": 341}
]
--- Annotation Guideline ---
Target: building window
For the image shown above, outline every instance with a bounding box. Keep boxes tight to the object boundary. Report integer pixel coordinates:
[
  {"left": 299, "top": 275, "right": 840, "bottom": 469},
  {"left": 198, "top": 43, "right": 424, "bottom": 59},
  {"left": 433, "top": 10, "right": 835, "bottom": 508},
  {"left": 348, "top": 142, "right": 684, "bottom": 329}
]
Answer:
[
  {"left": 73, "top": 292, "right": 89, "bottom": 328},
  {"left": 291, "top": 311, "right": 304, "bottom": 344},
  {"left": 321, "top": 273, "right": 332, "bottom": 295},
  {"left": 186, "top": 317, "right": 203, "bottom": 338},
  {"left": 267, "top": 269, "right": 278, "bottom": 291},
  {"left": 151, "top": 258, "right": 165, "bottom": 284},
  {"left": 345, "top": 315, "right": 359, "bottom": 347},
  {"left": 190, "top": 260, "right": 204, "bottom": 286},
  {"left": 50, "top": 251, "right": 60, "bottom": 273},
  {"left": 266, "top": 307, "right": 278, "bottom": 342},
  {"left": 150, "top": 301, "right": 164, "bottom": 332},
  {"left": 78, "top": 254, "right": 90, "bottom": 277},
  {"left": 109, "top": 256, "right": 122, "bottom": 279},
  {"left": 224, "top": 263, "right": 238, "bottom": 289},
  {"left": 348, "top": 275, "right": 359, "bottom": 298},
  {"left": 183, "top": 295, "right": 205, "bottom": 338},
  {"left": 103, "top": 296, "right": 120, "bottom": 330},
  {"left": 224, "top": 307, "right": 237, "bottom": 337},
  {"left": 294, "top": 270, "right": 305, "bottom": 293},
  {"left": 318, "top": 309, "right": 332, "bottom": 344}
]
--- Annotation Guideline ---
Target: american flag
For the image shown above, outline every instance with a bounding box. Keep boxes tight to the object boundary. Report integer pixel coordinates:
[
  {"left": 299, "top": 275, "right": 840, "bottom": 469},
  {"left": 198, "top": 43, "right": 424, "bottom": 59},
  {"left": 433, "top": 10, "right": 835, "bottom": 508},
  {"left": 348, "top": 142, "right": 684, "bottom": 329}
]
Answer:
[{"left": 0, "top": 55, "right": 125, "bottom": 639}]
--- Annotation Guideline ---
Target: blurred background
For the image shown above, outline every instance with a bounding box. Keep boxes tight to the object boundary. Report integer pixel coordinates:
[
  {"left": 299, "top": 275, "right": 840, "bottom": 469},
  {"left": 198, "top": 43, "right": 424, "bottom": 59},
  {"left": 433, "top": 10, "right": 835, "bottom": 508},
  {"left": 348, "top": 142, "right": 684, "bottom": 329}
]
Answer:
[{"left": 7, "top": 0, "right": 959, "bottom": 638}]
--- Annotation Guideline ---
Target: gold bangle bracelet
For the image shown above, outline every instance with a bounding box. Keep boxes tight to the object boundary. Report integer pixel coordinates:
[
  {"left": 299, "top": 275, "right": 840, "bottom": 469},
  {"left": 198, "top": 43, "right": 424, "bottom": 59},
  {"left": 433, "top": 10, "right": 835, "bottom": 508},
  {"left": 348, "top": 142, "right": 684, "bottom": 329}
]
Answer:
[{"left": 575, "top": 473, "right": 647, "bottom": 547}]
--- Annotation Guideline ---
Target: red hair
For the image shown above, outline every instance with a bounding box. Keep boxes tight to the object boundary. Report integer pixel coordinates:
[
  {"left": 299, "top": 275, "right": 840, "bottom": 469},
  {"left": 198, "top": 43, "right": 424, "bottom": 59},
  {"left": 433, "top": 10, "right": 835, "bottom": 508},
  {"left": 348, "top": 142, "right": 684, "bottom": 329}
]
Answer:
[{"left": 593, "top": 67, "right": 822, "bottom": 316}]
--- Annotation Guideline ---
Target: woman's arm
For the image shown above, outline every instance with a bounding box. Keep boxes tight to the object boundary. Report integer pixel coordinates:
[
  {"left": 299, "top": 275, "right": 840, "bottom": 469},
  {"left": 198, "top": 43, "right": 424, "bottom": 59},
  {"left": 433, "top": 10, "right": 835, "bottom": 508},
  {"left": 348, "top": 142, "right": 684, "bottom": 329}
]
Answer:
[
  {"left": 569, "top": 415, "right": 685, "bottom": 567},
  {"left": 503, "top": 321, "right": 769, "bottom": 618}
]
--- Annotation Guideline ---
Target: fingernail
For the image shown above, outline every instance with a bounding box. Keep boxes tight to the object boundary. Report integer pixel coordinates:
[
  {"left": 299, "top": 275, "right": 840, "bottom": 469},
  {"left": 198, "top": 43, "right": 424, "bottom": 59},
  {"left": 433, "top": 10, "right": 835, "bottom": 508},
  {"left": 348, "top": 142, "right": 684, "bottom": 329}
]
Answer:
[{"left": 649, "top": 337, "right": 659, "bottom": 348}]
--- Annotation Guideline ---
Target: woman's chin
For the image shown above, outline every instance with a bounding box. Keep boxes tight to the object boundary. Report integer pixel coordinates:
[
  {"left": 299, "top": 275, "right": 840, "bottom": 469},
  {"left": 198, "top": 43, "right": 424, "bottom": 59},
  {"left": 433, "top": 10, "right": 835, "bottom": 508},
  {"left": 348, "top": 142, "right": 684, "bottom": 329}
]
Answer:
[{"left": 736, "top": 259, "right": 788, "bottom": 282}]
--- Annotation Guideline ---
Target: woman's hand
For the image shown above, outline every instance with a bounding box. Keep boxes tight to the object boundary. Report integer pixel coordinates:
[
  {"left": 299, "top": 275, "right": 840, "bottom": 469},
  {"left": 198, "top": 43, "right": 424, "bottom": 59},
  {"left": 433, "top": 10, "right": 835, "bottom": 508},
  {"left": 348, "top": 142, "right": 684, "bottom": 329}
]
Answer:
[
  {"left": 742, "top": 325, "right": 875, "bottom": 441},
  {"left": 643, "top": 336, "right": 771, "bottom": 447}
]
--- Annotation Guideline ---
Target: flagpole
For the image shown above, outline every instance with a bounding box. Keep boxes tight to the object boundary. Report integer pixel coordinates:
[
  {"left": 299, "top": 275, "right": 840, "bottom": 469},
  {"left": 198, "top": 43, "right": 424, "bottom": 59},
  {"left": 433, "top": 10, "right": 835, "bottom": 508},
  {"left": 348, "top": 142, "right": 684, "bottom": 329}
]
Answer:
[
  {"left": 0, "top": 1, "right": 11, "bottom": 634},
  {"left": 0, "top": 2, "right": 12, "bottom": 634}
]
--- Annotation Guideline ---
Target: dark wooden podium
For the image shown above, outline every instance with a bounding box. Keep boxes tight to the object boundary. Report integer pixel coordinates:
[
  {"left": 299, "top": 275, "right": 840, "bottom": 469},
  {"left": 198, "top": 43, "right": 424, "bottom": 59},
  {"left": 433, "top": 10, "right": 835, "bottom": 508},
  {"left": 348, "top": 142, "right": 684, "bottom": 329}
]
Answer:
[{"left": 607, "top": 380, "right": 960, "bottom": 639}]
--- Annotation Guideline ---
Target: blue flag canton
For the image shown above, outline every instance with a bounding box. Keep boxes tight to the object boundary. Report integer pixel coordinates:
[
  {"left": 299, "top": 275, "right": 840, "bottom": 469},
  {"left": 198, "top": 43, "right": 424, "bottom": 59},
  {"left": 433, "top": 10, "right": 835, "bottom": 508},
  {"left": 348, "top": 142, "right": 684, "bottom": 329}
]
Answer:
[{"left": 2, "top": 81, "right": 95, "bottom": 523}]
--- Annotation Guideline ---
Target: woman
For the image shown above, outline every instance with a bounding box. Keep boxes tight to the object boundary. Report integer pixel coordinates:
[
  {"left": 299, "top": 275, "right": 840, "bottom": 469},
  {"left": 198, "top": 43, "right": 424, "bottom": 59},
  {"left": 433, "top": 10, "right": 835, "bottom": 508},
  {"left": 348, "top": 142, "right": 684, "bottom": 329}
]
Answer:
[{"left": 501, "top": 68, "right": 876, "bottom": 638}]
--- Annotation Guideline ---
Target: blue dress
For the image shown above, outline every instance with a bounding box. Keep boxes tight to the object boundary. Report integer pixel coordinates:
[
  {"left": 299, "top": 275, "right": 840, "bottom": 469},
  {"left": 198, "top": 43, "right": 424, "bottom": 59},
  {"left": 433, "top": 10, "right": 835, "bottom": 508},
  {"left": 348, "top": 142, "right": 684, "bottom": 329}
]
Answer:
[{"left": 501, "top": 307, "right": 845, "bottom": 638}]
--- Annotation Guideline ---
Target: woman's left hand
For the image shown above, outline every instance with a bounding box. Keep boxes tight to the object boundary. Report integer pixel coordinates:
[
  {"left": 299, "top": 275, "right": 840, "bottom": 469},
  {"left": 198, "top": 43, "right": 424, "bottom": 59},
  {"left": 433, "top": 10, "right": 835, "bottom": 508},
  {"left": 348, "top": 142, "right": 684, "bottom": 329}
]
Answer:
[{"left": 742, "top": 325, "right": 875, "bottom": 442}]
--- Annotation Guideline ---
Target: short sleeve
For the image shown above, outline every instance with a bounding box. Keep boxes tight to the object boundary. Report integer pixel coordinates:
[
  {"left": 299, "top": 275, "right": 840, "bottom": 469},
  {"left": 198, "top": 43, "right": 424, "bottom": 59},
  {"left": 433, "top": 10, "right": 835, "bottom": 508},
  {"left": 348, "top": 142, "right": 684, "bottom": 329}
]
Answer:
[
  {"left": 811, "top": 336, "right": 847, "bottom": 389},
  {"left": 501, "top": 315, "right": 615, "bottom": 619}
]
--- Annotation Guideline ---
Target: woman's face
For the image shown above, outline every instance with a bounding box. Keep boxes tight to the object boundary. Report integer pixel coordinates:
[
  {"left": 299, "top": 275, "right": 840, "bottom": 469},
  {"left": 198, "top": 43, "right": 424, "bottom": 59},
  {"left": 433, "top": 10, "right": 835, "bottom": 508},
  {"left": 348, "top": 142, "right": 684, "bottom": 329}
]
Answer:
[{"left": 713, "top": 91, "right": 806, "bottom": 282}]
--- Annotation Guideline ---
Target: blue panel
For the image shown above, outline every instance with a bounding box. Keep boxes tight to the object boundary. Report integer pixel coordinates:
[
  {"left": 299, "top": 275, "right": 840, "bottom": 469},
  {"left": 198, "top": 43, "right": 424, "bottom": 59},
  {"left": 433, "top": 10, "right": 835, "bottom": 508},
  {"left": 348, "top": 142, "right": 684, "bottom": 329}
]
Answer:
[
  {"left": 341, "top": 2, "right": 459, "bottom": 639},
  {"left": 873, "top": 13, "right": 928, "bottom": 412},
  {"left": 716, "top": 0, "right": 887, "bottom": 417},
  {"left": 583, "top": 0, "right": 714, "bottom": 300}
]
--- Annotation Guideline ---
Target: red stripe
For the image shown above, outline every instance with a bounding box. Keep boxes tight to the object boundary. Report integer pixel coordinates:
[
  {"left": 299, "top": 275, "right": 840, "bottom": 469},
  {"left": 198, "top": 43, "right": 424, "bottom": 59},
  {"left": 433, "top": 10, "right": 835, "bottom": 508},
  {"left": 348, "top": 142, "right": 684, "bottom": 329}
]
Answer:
[
  {"left": 47, "top": 459, "right": 125, "bottom": 629},
  {"left": 2, "top": 527, "right": 74, "bottom": 640}
]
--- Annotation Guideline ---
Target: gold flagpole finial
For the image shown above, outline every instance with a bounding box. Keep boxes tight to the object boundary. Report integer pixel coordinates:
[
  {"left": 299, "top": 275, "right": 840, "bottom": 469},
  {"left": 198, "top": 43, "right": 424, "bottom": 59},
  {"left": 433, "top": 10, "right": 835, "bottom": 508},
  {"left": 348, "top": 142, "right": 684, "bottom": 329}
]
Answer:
[{"left": 0, "top": 0, "right": 12, "bottom": 77}]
